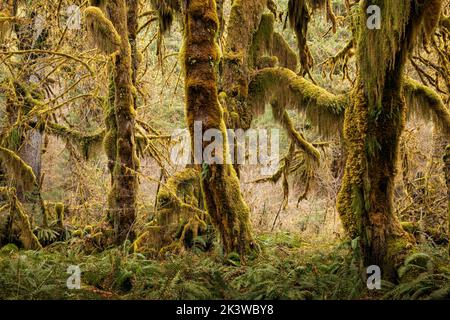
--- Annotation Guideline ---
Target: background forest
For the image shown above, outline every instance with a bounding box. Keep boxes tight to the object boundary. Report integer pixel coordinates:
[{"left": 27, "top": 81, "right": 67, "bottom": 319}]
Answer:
[{"left": 0, "top": 0, "right": 449, "bottom": 300}]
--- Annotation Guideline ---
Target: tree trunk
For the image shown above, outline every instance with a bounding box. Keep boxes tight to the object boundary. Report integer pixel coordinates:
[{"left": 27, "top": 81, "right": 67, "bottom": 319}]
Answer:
[
  {"left": 107, "top": 0, "right": 139, "bottom": 244},
  {"left": 220, "top": 0, "right": 267, "bottom": 130},
  {"left": 183, "top": 0, "right": 257, "bottom": 256},
  {"left": 337, "top": 0, "right": 440, "bottom": 280}
]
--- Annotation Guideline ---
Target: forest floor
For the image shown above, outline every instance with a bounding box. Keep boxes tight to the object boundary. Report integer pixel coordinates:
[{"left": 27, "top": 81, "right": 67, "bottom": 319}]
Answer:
[{"left": 0, "top": 231, "right": 449, "bottom": 300}]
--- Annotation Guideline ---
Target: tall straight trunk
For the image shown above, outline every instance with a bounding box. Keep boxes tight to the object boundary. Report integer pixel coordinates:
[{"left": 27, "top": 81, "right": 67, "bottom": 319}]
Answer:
[
  {"left": 107, "top": 0, "right": 139, "bottom": 244},
  {"left": 183, "top": 0, "right": 257, "bottom": 256}
]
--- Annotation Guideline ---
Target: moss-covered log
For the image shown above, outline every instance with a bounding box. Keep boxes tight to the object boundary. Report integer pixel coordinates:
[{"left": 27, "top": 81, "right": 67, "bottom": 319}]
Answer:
[{"left": 182, "top": 0, "right": 257, "bottom": 257}]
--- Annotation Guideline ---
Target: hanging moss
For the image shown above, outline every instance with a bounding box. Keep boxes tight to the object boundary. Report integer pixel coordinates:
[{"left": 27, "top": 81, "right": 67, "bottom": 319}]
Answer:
[
  {"left": 419, "top": 0, "right": 443, "bottom": 43},
  {"left": 357, "top": 0, "right": 443, "bottom": 109},
  {"left": 54, "top": 202, "right": 65, "bottom": 230},
  {"left": 150, "top": 0, "right": 181, "bottom": 34},
  {"left": 403, "top": 78, "right": 450, "bottom": 135},
  {"left": 85, "top": 6, "right": 121, "bottom": 55},
  {"left": 248, "top": 67, "right": 347, "bottom": 138},
  {"left": 250, "top": 13, "right": 275, "bottom": 68},
  {"left": 46, "top": 122, "right": 105, "bottom": 160},
  {"left": 285, "top": 0, "right": 336, "bottom": 75},
  {"left": 0, "top": 147, "right": 36, "bottom": 192},
  {"left": 286, "top": 0, "right": 313, "bottom": 75}
]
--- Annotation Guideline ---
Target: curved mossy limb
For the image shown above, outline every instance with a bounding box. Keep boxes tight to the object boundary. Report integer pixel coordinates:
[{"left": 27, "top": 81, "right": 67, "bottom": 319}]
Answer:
[
  {"left": 248, "top": 67, "right": 347, "bottom": 138},
  {"left": 403, "top": 78, "right": 450, "bottom": 135},
  {"left": 0, "top": 147, "right": 37, "bottom": 192},
  {"left": 271, "top": 102, "right": 320, "bottom": 162},
  {"left": 85, "top": 6, "right": 122, "bottom": 55},
  {"left": 46, "top": 122, "right": 105, "bottom": 160},
  {"left": 182, "top": 0, "right": 257, "bottom": 257}
]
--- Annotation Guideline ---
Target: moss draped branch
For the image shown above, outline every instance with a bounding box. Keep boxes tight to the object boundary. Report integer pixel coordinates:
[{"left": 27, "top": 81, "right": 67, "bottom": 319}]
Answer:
[
  {"left": 46, "top": 122, "right": 105, "bottom": 160},
  {"left": 0, "top": 147, "right": 37, "bottom": 191},
  {"left": 248, "top": 67, "right": 348, "bottom": 138},
  {"left": 403, "top": 77, "right": 450, "bottom": 134}
]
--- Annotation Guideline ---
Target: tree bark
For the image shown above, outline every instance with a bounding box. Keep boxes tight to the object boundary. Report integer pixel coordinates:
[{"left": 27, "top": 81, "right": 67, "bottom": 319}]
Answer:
[
  {"left": 183, "top": 0, "right": 257, "bottom": 256},
  {"left": 337, "top": 0, "right": 442, "bottom": 280},
  {"left": 107, "top": 0, "right": 139, "bottom": 244}
]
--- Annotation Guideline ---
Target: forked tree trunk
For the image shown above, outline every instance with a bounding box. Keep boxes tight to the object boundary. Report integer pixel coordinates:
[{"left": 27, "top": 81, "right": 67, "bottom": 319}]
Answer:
[
  {"left": 337, "top": 0, "right": 441, "bottom": 280},
  {"left": 183, "top": 0, "right": 257, "bottom": 256}
]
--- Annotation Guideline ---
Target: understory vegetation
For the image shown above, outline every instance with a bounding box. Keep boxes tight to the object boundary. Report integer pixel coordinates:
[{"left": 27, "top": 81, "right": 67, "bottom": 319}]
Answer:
[{"left": 1, "top": 232, "right": 449, "bottom": 300}]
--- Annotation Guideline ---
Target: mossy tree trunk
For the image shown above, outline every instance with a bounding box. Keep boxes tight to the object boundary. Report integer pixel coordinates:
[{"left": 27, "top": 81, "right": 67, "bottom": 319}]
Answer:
[
  {"left": 220, "top": 0, "right": 267, "bottom": 130},
  {"left": 182, "top": 0, "right": 257, "bottom": 257},
  {"left": 337, "top": 0, "right": 443, "bottom": 280},
  {"left": 106, "top": 0, "right": 139, "bottom": 244},
  {"left": 3, "top": 2, "right": 47, "bottom": 215}
]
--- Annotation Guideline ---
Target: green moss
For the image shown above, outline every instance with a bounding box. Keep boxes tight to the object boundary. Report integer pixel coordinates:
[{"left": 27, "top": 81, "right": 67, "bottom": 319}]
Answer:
[
  {"left": 401, "top": 221, "right": 419, "bottom": 235},
  {"left": 0, "top": 187, "right": 42, "bottom": 250},
  {"left": 250, "top": 13, "right": 275, "bottom": 68},
  {"left": 183, "top": 0, "right": 258, "bottom": 257},
  {"left": 46, "top": 122, "right": 105, "bottom": 160},
  {"left": 403, "top": 78, "right": 450, "bottom": 135},
  {"left": 54, "top": 203, "right": 64, "bottom": 229},
  {"left": 85, "top": 6, "right": 121, "bottom": 54},
  {"left": 272, "top": 33, "right": 298, "bottom": 71},
  {"left": 248, "top": 67, "right": 347, "bottom": 138},
  {"left": 0, "top": 147, "right": 36, "bottom": 192}
]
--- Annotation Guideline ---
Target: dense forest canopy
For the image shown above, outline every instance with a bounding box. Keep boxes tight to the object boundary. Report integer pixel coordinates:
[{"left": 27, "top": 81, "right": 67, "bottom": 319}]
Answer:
[{"left": 0, "top": 0, "right": 449, "bottom": 300}]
